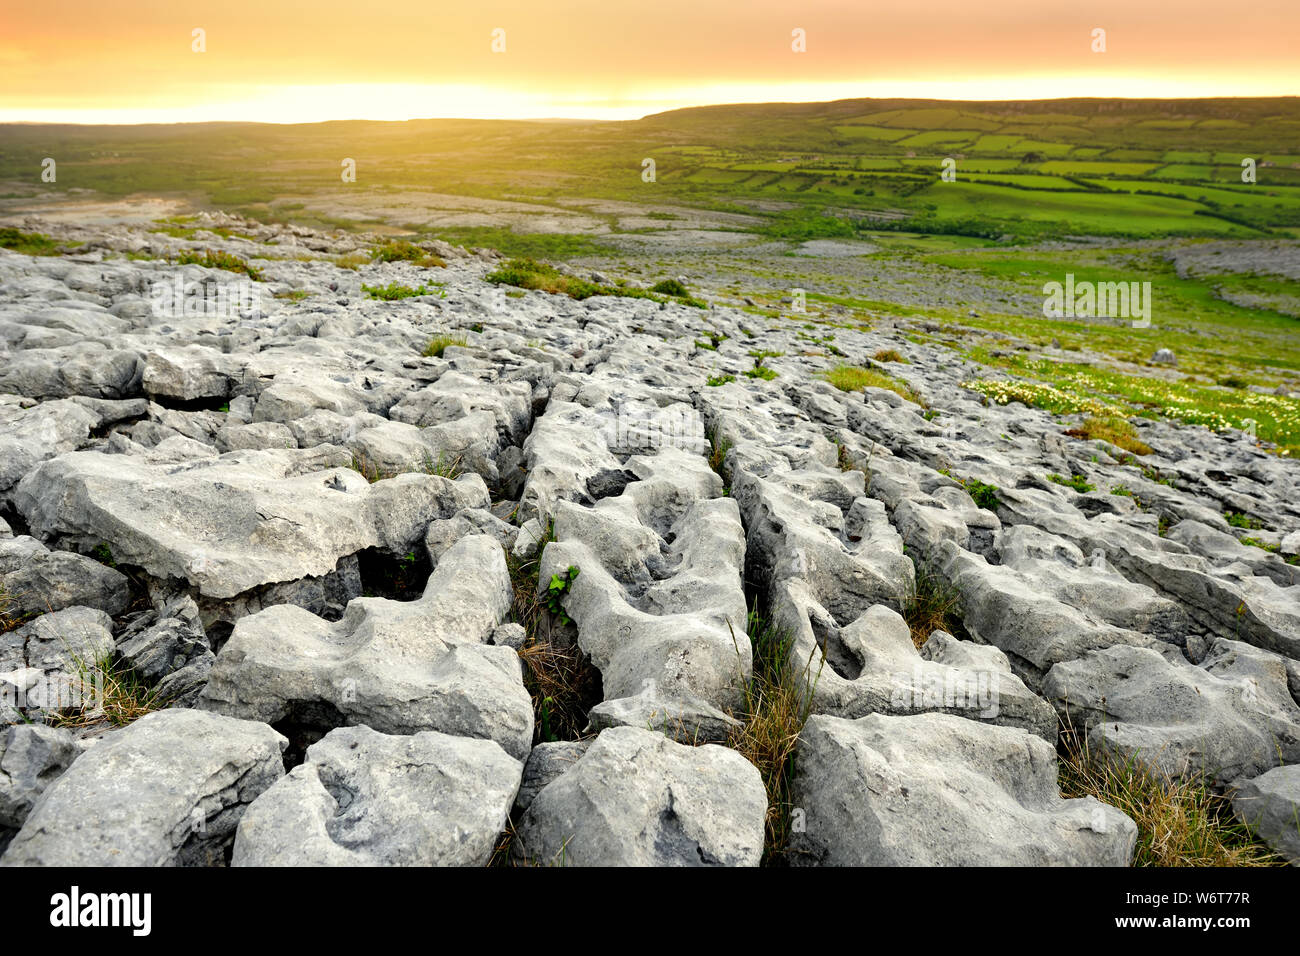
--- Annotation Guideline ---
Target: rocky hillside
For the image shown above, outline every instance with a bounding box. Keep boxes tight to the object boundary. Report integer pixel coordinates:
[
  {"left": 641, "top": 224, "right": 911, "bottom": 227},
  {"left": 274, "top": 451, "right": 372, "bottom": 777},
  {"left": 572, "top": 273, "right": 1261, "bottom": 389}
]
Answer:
[{"left": 1, "top": 212, "right": 1297, "bottom": 866}]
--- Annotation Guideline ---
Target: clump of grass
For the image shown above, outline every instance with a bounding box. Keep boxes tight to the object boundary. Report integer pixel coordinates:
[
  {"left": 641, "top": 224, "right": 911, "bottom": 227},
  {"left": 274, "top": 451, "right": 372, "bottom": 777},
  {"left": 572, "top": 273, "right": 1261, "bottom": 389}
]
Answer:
[
  {"left": 1109, "top": 484, "right": 1136, "bottom": 498},
  {"left": 333, "top": 251, "right": 370, "bottom": 270},
  {"left": 0, "top": 227, "right": 72, "bottom": 257},
  {"left": 486, "top": 258, "right": 705, "bottom": 307},
  {"left": 274, "top": 289, "right": 311, "bottom": 302},
  {"left": 744, "top": 366, "right": 778, "bottom": 380},
  {"left": 725, "top": 612, "right": 821, "bottom": 865},
  {"left": 1064, "top": 415, "right": 1153, "bottom": 456},
  {"left": 822, "top": 365, "right": 925, "bottom": 406},
  {"left": 423, "top": 333, "right": 467, "bottom": 357},
  {"left": 707, "top": 429, "right": 734, "bottom": 491},
  {"left": 371, "top": 238, "right": 446, "bottom": 268},
  {"left": 1057, "top": 728, "right": 1285, "bottom": 867},
  {"left": 363, "top": 281, "right": 443, "bottom": 300},
  {"left": 900, "top": 560, "right": 963, "bottom": 649},
  {"left": 706, "top": 373, "right": 735, "bottom": 387},
  {"left": 506, "top": 528, "right": 602, "bottom": 745},
  {"left": 349, "top": 451, "right": 462, "bottom": 483},
  {"left": 175, "top": 248, "right": 264, "bottom": 280},
  {"left": 0, "top": 582, "right": 31, "bottom": 633},
  {"left": 872, "top": 348, "right": 908, "bottom": 363},
  {"left": 48, "top": 652, "right": 167, "bottom": 730},
  {"left": 1048, "top": 472, "right": 1095, "bottom": 493}
]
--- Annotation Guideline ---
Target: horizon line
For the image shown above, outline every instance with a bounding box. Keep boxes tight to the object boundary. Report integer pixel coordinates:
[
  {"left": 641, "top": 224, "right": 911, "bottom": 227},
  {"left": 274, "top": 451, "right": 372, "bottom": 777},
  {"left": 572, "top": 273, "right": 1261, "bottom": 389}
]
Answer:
[{"left": 3, "top": 91, "right": 1299, "bottom": 129}]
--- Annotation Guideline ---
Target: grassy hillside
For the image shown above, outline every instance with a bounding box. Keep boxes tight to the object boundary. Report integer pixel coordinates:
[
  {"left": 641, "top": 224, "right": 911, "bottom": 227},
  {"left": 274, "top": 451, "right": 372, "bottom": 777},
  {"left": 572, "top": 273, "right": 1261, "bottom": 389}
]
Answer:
[{"left": 2, "top": 97, "right": 1299, "bottom": 241}]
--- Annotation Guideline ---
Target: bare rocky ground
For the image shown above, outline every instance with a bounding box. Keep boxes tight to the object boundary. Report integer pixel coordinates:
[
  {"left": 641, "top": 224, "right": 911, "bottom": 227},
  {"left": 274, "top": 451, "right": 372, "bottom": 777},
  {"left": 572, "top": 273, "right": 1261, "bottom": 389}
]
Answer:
[{"left": 0, "top": 210, "right": 1298, "bottom": 866}]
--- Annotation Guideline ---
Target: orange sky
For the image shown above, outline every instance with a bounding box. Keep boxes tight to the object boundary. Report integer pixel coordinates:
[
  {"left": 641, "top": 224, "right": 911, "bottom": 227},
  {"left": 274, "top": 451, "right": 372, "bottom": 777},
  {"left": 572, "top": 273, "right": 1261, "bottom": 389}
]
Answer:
[{"left": 2, "top": 0, "right": 1297, "bottom": 122}]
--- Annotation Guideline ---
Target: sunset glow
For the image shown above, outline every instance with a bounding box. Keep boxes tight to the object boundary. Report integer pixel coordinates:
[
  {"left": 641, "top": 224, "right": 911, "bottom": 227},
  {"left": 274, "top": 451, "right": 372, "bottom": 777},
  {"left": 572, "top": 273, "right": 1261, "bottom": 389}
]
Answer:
[{"left": 2, "top": 0, "right": 1297, "bottom": 123}]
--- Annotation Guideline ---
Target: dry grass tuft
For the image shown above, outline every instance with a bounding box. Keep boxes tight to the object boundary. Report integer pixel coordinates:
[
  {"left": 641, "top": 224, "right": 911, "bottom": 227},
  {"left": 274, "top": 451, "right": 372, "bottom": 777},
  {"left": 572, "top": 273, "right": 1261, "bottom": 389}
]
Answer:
[
  {"left": 1064, "top": 415, "right": 1153, "bottom": 456},
  {"left": 48, "top": 652, "right": 167, "bottom": 730},
  {"left": 900, "top": 560, "right": 962, "bottom": 649},
  {"left": 1057, "top": 727, "right": 1286, "bottom": 867},
  {"left": 349, "top": 451, "right": 463, "bottom": 483},
  {"left": 725, "top": 613, "right": 821, "bottom": 865}
]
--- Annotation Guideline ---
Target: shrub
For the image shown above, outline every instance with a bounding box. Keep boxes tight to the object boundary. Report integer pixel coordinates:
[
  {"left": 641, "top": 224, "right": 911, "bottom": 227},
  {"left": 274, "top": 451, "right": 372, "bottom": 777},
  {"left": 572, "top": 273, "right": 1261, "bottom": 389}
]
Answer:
[
  {"left": 650, "top": 278, "right": 689, "bottom": 297},
  {"left": 0, "top": 227, "right": 68, "bottom": 256},
  {"left": 175, "top": 248, "right": 264, "bottom": 280}
]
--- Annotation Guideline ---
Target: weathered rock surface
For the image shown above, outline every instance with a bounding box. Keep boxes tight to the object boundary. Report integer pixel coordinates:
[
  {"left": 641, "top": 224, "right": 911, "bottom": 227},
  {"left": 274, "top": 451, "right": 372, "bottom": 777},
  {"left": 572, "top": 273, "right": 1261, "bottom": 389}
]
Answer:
[
  {"left": 789, "top": 713, "right": 1136, "bottom": 866},
  {"left": 3, "top": 212, "right": 1299, "bottom": 869},
  {"left": 232, "top": 725, "right": 521, "bottom": 866},
  {"left": 199, "top": 535, "right": 532, "bottom": 759}
]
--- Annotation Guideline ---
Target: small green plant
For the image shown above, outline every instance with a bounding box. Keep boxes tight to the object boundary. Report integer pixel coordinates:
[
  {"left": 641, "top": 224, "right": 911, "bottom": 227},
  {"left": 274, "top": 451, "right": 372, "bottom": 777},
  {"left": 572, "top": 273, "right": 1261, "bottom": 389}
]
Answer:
[
  {"left": 545, "top": 566, "right": 581, "bottom": 626},
  {"left": 744, "top": 366, "right": 778, "bottom": 380},
  {"left": 274, "top": 289, "right": 311, "bottom": 302},
  {"left": 1225, "top": 511, "right": 1264, "bottom": 530},
  {"left": 90, "top": 543, "right": 117, "bottom": 568},
  {"left": 695, "top": 339, "right": 718, "bottom": 351},
  {"left": 873, "top": 348, "right": 907, "bottom": 363},
  {"left": 1109, "top": 484, "right": 1136, "bottom": 498},
  {"left": 1048, "top": 472, "right": 1095, "bottom": 493},
  {"left": 706, "top": 373, "right": 736, "bottom": 386},
  {"left": 964, "top": 479, "right": 1000, "bottom": 512},
  {"left": 48, "top": 652, "right": 167, "bottom": 730},
  {"left": 423, "top": 333, "right": 468, "bottom": 357},
  {"left": 707, "top": 429, "right": 733, "bottom": 492}
]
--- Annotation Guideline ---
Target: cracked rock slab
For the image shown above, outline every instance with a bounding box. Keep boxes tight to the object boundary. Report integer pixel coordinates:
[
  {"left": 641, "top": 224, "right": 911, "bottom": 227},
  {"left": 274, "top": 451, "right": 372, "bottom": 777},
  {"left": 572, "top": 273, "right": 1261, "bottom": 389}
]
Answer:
[
  {"left": 789, "top": 712, "right": 1136, "bottom": 866},
  {"left": 0, "top": 709, "right": 286, "bottom": 867},
  {"left": 512, "top": 726, "right": 766, "bottom": 866},
  {"left": 1230, "top": 765, "right": 1300, "bottom": 864}
]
